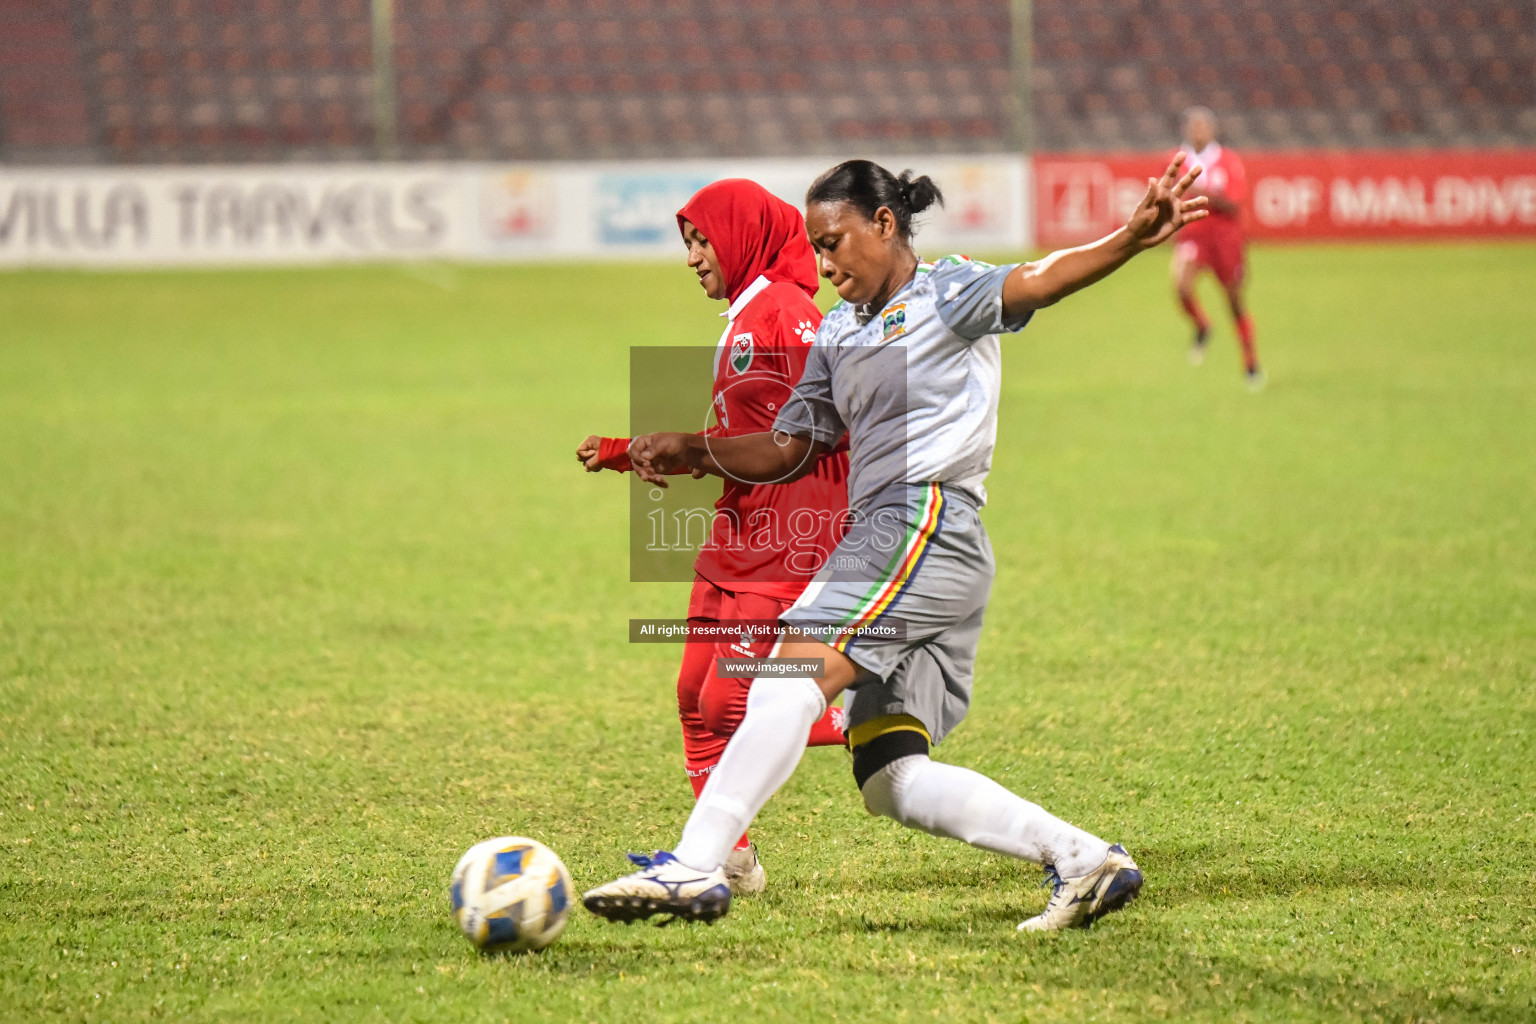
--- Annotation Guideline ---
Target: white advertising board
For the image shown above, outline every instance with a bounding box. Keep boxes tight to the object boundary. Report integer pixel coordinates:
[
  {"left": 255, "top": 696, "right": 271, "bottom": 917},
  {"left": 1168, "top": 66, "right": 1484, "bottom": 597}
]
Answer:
[{"left": 0, "top": 155, "right": 1031, "bottom": 268}]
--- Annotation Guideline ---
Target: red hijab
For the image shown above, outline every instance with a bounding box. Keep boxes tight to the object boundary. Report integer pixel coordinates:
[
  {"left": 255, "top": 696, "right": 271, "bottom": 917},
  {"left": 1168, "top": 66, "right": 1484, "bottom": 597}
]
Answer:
[{"left": 676, "top": 179, "right": 819, "bottom": 304}]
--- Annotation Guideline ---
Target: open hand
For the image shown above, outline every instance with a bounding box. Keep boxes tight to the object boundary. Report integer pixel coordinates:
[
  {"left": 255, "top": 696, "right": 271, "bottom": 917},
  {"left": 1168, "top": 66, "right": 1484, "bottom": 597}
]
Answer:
[{"left": 1125, "top": 154, "right": 1209, "bottom": 249}]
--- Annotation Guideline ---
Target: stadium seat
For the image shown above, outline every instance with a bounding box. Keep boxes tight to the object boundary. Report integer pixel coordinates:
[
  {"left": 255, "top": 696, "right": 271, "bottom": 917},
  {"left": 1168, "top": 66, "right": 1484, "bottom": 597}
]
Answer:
[
  {"left": 1032, "top": 0, "right": 1534, "bottom": 150},
  {"left": 3, "top": 0, "right": 1530, "bottom": 162}
]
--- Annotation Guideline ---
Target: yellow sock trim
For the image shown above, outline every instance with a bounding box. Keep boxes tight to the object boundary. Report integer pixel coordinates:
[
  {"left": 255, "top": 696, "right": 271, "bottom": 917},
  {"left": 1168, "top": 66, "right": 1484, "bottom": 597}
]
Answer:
[{"left": 847, "top": 713, "right": 931, "bottom": 751}]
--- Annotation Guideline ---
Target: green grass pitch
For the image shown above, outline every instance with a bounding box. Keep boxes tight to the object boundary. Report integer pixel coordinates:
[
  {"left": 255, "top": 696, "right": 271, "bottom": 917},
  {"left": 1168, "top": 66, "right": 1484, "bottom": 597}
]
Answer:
[{"left": 1, "top": 242, "right": 1533, "bottom": 1023}]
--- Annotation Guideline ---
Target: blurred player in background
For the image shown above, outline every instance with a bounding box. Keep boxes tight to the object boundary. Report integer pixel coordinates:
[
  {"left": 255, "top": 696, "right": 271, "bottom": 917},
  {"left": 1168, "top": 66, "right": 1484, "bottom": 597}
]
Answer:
[
  {"left": 576, "top": 179, "right": 850, "bottom": 896},
  {"left": 585, "top": 155, "right": 1207, "bottom": 932},
  {"left": 1171, "top": 106, "right": 1265, "bottom": 389}
]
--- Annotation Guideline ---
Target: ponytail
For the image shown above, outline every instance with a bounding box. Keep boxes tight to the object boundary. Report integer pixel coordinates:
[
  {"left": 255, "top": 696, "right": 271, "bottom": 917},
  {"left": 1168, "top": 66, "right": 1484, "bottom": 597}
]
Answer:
[{"left": 806, "top": 160, "right": 944, "bottom": 239}]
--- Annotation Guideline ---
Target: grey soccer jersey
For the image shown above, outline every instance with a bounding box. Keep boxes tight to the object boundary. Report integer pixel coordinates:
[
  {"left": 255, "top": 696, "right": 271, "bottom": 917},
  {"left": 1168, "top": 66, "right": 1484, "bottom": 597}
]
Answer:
[{"left": 773, "top": 256, "right": 1032, "bottom": 510}]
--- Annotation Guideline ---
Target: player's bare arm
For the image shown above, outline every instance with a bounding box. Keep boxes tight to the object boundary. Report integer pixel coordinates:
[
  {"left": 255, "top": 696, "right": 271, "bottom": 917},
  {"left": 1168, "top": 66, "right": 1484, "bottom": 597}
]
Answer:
[
  {"left": 629, "top": 430, "right": 825, "bottom": 487},
  {"left": 1000, "top": 155, "right": 1208, "bottom": 315}
]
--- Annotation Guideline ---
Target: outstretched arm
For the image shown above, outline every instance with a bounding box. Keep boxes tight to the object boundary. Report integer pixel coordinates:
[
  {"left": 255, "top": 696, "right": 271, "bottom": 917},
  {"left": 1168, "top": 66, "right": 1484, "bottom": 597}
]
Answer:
[
  {"left": 1001, "top": 154, "right": 1208, "bottom": 317},
  {"left": 629, "top": 430, "right": 827, "bottom": 488}
]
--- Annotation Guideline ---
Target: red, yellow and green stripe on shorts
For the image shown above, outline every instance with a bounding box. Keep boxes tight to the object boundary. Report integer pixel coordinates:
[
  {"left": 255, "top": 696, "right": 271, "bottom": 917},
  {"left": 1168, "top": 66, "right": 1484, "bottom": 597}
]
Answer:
[{"left": 830, "top": 482, "right": 946, "bottom": 656}]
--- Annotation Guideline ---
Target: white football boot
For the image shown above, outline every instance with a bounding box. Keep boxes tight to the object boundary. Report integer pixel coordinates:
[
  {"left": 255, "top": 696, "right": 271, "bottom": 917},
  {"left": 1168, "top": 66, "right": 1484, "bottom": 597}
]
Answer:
[
  {"left": 1016, "top": 844, "right": 1143, "bottom": 932},
  {"left": 723, "top": 843, "right": 767, "bottom": 895},
  {"left": 582, "top": 851, "right": 731, "bottom": 924}
]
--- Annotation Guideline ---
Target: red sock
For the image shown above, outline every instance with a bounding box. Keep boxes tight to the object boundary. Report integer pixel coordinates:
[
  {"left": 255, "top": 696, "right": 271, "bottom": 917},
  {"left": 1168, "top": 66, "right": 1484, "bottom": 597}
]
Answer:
[
  {"left": 687, "top": 766, "right": 750, "bottom": 850},
  {"left": 1236, "top": 314, "right": 1258, "bottom": 372},
  {"left": 1179, "top": 293, "right": 1210, "bottom": 332},
  {"left": 806, "top": 705, "right": 847, "bottom": 747}
]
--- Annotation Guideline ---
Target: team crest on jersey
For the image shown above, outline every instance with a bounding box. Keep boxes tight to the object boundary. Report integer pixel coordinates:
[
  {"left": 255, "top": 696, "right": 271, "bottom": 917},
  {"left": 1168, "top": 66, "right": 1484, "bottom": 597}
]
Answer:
[
  {"left": 881, "top": 304, "right": 907, "bottom": 341},
  {"left": 729, "top": 332, "right": 753, "bottom": 374}
]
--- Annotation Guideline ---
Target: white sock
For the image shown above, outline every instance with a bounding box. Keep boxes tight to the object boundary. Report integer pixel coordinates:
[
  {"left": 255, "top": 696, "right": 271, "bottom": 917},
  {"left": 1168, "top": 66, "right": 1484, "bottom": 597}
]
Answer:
[
  {"left": 672, "top": 674, "right": 825, "bottom": 873},
  {"left": 860, "top": 754, "right": 1112, "bottom": 878}
]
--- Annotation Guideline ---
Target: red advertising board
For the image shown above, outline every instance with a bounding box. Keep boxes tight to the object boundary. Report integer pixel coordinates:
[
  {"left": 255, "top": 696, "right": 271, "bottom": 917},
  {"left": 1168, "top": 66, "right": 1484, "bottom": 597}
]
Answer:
[{"left": 1034, "top": 150, "right": 1536, "bottom": 246}]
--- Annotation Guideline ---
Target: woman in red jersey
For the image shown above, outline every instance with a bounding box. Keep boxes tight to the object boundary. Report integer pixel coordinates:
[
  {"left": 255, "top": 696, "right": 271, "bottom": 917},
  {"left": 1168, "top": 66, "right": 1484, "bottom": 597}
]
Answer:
[
  {"left": 1170, "top": 106, "right": 1264, "bottom": 388},
  {"left": 575, "top": 179, "right": 850, "bottom": 895}
]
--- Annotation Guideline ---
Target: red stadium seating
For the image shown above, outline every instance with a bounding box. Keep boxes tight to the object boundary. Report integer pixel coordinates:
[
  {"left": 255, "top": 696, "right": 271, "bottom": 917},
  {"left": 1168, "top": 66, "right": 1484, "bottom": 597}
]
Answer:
[
  {"left": 1032, "top": 0, "right": 1535, "bottom": 150},
  {"left": 0, "top": 0, "right": 1528, "bottom": 162},
  {"left": 0, "top": 0, "right": 95, "bottom": 155}
]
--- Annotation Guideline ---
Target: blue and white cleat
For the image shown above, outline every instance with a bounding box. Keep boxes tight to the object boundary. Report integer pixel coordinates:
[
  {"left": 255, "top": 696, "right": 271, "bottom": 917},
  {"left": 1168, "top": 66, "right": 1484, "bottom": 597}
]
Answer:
[
  {"left": 1016, "top": 844, "right": 1143, "bottom": 932},
  {"left": 582, "top": 851, "right": 732, "bottom": 924}
]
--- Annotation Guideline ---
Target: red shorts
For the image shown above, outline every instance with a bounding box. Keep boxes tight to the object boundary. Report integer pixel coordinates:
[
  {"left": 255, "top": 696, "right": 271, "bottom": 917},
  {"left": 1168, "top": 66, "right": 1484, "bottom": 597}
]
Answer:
[
  {"left": 685, "top": 577, "right": 791, "bottom": 716},
  {"left": 676, "top": 577, "right": 844, "bottom": 792},
  {"left": 1177, "top": 222, "right": 1246, "bottom": 286}
]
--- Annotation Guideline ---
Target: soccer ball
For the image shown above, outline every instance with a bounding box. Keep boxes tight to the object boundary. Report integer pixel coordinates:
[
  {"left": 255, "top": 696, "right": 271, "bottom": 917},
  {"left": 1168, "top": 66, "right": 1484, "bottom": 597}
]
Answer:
[{"left": 449, "top": 836, "right": 573, "bottom": 953}]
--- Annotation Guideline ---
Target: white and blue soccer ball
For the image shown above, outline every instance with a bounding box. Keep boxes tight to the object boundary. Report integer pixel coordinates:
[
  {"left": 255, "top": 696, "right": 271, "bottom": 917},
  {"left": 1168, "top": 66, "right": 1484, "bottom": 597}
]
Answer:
[{"left": 449, "top": 836, "right": 573, "bottom": 953}]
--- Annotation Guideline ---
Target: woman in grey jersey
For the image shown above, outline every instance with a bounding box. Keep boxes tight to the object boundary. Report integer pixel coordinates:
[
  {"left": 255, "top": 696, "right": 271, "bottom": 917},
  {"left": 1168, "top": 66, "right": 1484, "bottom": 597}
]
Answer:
[{"left": 584, "top": 155, "right": 1208, "bottom": 932}]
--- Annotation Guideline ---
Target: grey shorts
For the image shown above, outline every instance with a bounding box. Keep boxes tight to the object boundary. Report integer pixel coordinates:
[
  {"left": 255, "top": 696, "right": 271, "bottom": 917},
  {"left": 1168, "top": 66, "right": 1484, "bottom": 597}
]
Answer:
[{"left": 780, "top": 482, "right": 994, "bottom": 745}]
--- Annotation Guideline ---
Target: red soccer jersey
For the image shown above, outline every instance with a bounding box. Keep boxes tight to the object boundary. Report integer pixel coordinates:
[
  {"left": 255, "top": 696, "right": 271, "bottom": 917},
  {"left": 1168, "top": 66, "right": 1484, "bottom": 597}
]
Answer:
[
  {"left": 692, "top": 276, "right": 849, "bottom": 600},
  {"left": 1175, "top": 143, "right": 1248, "bottom": 237}
]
